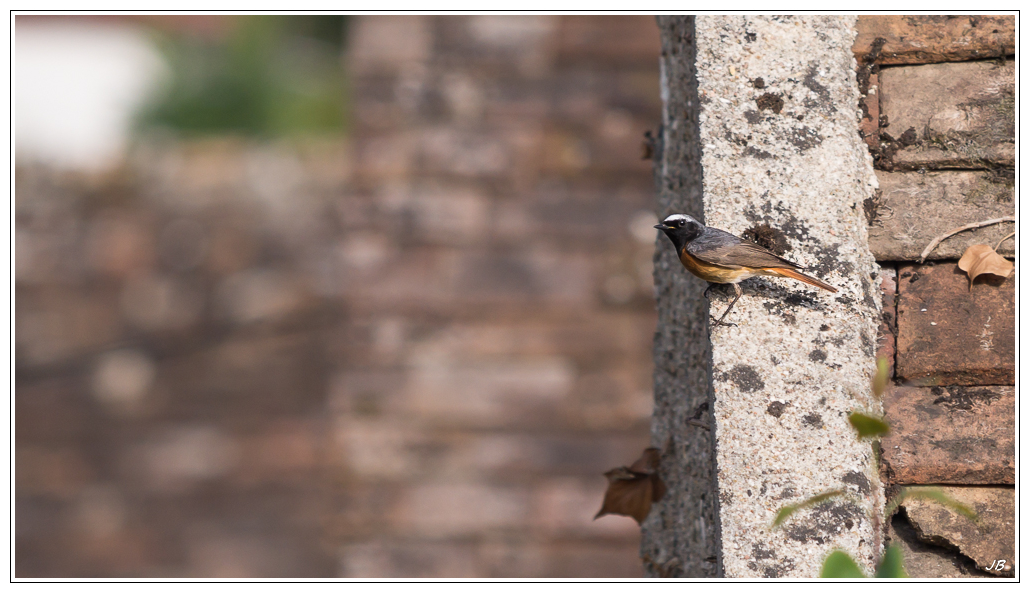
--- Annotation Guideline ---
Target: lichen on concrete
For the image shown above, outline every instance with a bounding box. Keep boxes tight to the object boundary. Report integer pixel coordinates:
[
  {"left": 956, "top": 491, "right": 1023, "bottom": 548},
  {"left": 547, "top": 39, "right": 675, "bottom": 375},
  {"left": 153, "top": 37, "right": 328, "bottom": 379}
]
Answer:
[{"left": 694, "top": 16, "right": 882, "bottom": 577}]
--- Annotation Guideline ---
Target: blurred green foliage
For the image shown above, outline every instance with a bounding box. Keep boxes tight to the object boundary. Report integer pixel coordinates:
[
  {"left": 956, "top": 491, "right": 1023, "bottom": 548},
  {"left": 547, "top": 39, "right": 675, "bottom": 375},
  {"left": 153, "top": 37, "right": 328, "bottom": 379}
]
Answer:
[
  {"left": 773, "top": 357, "right": 978, "bottom": 579},
  {"left": 137, "top": 15, "right": 348, "bottom": 138},
  {"left": 819, "top": 545, "right": 908, "bottom": 578}
]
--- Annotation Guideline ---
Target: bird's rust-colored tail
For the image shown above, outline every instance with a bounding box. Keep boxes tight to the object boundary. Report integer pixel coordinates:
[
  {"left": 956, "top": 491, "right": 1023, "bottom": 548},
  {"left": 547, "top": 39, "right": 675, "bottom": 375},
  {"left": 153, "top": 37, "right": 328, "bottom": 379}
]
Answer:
[{"left": 765, "top": 267, "right": 838, "bottom": 293}]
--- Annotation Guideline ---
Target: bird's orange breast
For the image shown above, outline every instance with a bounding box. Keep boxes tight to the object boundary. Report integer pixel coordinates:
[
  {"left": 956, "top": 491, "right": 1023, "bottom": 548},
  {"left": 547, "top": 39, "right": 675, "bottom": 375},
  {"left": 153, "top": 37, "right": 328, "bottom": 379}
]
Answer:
[{"left": 678, "top": 249, "right": 755, "bottom": 284}]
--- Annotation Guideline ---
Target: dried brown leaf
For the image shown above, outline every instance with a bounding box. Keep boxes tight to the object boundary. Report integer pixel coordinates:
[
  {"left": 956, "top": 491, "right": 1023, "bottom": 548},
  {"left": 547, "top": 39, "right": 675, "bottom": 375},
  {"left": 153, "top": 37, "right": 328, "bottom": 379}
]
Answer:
[
  {"left": 595, "top": 448, "right": 666, "bottom": 524},
  {"left": 628, "top": 447, "right": 662, "bottom": 474},
  {"left": 957, "top": 244, "right": 1014, "bottom": 289}
]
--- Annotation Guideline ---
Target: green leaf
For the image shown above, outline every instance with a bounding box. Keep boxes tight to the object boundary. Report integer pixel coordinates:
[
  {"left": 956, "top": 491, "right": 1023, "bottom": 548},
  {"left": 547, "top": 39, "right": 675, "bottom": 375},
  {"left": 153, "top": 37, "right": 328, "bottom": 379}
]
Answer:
[
  {"left": 874, "top": 544, "right": 908, "bottom": 578},
  {"left": 884, "top": 487, "right": 978, "bottom": 523},
  {"left": 849, "top": 411, "right": 890, "bottom": 439},
  {"left": 820, "top": 550, "right": 867, "bottom": 578},
  {"left": 772, "top": 489, "right": 845, "bottom": 529},
  {"left": 872, "top": 356, "right": 890, "bottom": 398}
]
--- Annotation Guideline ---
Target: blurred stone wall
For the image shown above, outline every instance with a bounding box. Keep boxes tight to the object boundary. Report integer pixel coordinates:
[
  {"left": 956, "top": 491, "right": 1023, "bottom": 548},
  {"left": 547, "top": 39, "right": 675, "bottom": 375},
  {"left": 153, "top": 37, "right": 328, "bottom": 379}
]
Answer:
[{"left": 15, "top": 15, "right": 662, "bottom": 578}]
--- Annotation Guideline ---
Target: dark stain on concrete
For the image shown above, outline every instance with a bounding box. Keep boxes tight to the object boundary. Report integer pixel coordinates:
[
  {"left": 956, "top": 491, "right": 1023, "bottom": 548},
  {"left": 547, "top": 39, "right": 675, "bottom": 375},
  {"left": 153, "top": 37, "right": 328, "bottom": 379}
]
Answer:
[
  {"left": 744, "top": 145, "right": 774, "bottom": 159},
  {"left": 789, "top": 125, "right": 824, "bottom": 152},
  {"left": 842, "top": 470, "right": 871, "bottom": 495},
  {"left": 803, "top": 412, "right": 824, "bottom": 428},
  {"left": 784, "top": 500, "right": 864, "bottom": 544},
  {"left": 742, "top": 223, "right": 790, "bottom": 256},
  {"left": 752, "top": 542, "right": 776, "bottom": 560},
  {"left": 756, "top": 93, "right": 784, "bottom": 113},
  {"left": 803, "top": 63, "right": 835, "bottom": 112},
  {"left": 809, "top": 241, "right": 855, "bottom": 279},
  {"left": 767, "top": 401, "right": 788, "bottom": 418},
  {"left": 723, "top": 364, "right": 765, "bottom": 392}
]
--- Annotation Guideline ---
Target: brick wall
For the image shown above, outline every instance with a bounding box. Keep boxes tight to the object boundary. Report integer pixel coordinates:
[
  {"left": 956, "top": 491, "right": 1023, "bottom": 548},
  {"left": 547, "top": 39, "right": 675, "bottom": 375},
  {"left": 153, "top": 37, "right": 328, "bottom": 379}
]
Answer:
[
  {"left": 17, "top": 15, "right": 1012, "bottom": 579},
  {"left": 15, "top": 16, "right": 662, "bottom": 578},
  {"left": 336, "top": 15, "right": 663, "bottom": 578},
  {"left": 855, "top": 15, "right": 1015, "bottom": 578}
]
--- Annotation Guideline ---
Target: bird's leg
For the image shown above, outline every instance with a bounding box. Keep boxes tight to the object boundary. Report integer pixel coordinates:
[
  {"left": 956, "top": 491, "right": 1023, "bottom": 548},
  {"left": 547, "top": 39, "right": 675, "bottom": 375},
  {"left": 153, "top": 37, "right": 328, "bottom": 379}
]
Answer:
[{"left": 711, "top": 283, "right": 742, "bottom": 329}]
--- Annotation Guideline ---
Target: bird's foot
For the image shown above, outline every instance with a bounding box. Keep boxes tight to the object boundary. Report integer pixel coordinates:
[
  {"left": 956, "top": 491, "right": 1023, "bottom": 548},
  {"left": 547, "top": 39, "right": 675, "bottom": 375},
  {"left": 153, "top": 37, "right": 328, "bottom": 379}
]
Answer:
[{"left": 708, "top": 316, "right": 737, "bottom": 329}]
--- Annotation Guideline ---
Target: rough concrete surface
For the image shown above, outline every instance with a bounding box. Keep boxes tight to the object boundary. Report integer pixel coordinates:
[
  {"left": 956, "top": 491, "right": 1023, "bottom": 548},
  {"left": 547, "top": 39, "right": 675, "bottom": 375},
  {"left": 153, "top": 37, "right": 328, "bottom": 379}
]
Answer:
[
  {"left": 694, "top": 16, "right": 882, "bottom": 577},
  {"left": 879, "top": 61, "right": 1014, "bottom": 170},
  {"left": 643, "top": 16, "right": 720, "bottom": 578},
  {"left": 881, "top": 386, "right": 1014, "bottom": 485},
  {"left": 868, "top": 171, "right": 1014, "bottom": 261},
  {"left": 853, "top": 15, "right": 1015, "bottom": 65},
  {"left": 896, "top": 262, "right": 1015, "bottom": 385},
  {"left": 903, "top": 486, "right": 1015, "bottom": 577}
]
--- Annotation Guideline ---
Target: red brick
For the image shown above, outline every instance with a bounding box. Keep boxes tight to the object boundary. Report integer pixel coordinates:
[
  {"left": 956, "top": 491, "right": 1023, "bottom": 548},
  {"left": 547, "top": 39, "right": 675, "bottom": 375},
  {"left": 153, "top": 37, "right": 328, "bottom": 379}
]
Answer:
[
  {"left": 895, "top": 263, "right": 1014, "bottom": 385},
  {"left": 447, "top": 251, "right": 596, "bottom": 307},
  {"left": 15, "top": 377, "right": 97, "bottom": 443},
  {"left": 902, "top": 486, "right": 1014, "bottom": 575},
  {"left": 326, "top": 485, "right": 397, "bottom": 537},
  {"left": 392, "top": 482, "right": 531, "bottom": 536},
  {"left": 461, "top": 16, "right": 558, "bottom": 71},
  {"left": 83, "top": 210, "right": 157, "bottom": 278},
  {"left": 858, "top": 72, "right": 879, "bottom": 151},
  {"left": 887, "top": 516, "right": 988, "bottom": 578},
  {"left": 15, "top": 10, "right": 663, "bottom": 579},
  {"left": 879, "top": 61, "right": 1013, "bottom": 170},
  {"left": 349, "top": 16, "right": 432, "bottom": 73},
  {"left": 402, "top": 357, "right": 575, "bottom": 427},
  {"left": 16, "top": 446, "right": 94, "bottom": 498},
  {"left": 881, "top": 386, "right": 1013, "bottom": 484},
  {"left": 875, "top": 267, "right": 896, "bottom": 377},
  {"left": 477, "top": 539, "right": 549, "bottom": 578},
  {"left": 157, "top": 331, "right": 329, "bottom": 418},
  {"left": 377, "top": 183, "right": 490, "bottom": 245},
  {"left": 532, "top": 477, "right": 639, "bottom": 538},
  {"left": 354, "top": 133, "right": 417, "bottom": 183},
  {"left": 417, "top": 129, "right": 513, "bottom": 179},
  {"left": 588, "top": 114, "right": 659, "bottom": 176},
  {"left": 235, "top": 419, "right": 321, "bottom": 484},
  {"left": 854, "top": 15, "right": 1014, "bottom": 65},
  {"left": 868, "top": 171, "right": 1014, "bottom": 261},
  {"left": 153, "top": 137, "right": 249, "bottom": 198},
  {"left": 569, "top": 368, "right": 652, "bottom": 429},
  {"left": 557, "top": 16, "right": 661, "bottom": 66},
  {"left": 16, "top": 286, "right": 125, "bottom": 368},
  {"left": 338, "top": 540, "right": 479, "bottom": 578},
  {"left": 333, "top": 418, "right": 430, "bottom": 480},
  {"left": 543, "top": 541, "right": 644, "bottom": 578},
  {"left": 184, "top": 529, "right": 314, "bottom": 578}
]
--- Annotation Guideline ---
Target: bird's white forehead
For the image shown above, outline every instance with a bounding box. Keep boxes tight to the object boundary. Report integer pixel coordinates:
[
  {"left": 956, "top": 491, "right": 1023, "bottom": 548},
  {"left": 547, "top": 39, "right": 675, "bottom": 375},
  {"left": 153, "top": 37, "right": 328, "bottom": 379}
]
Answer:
[{"left": 663, "top": 214, "right": 693, "bottom": 223}]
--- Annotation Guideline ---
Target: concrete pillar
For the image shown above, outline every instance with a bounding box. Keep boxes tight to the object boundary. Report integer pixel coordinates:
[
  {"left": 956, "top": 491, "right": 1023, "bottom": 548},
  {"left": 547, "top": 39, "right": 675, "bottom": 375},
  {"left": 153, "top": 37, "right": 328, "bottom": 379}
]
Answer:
[{"left": 647, "top": 15, "right": 883, "bottom": 578}]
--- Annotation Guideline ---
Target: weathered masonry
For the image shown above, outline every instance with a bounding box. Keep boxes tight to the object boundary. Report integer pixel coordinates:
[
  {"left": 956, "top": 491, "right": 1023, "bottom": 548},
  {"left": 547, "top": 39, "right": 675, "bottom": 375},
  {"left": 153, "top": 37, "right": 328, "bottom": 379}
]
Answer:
[
  {"left": 857, "top": 14, "right": 1015, "bottom": 578},
  {"left": 645, "top": 14, "right": 1013, "bottom": 579}
]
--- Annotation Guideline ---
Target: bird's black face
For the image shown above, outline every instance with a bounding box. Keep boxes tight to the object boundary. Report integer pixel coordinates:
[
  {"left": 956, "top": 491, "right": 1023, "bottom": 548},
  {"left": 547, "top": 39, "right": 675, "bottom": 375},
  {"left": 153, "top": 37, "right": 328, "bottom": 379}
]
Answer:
[{"left": 654, "top": 214, "right": 703, "bottom": 250}]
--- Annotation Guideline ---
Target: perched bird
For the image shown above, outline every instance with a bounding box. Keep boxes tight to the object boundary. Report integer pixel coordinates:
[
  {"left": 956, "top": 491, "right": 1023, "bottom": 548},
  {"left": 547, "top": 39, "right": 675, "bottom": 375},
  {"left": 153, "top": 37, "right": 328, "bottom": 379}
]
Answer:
[{"left": 654, "top": 213, "right": 837, "bottom": 327}]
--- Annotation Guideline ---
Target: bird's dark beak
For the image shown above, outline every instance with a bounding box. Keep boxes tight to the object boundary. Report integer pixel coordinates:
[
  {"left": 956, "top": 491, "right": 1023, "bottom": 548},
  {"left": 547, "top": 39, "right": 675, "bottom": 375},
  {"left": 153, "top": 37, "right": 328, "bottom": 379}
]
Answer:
[{"left": 654, "top": 224, "right": 670, "bottom": 231}]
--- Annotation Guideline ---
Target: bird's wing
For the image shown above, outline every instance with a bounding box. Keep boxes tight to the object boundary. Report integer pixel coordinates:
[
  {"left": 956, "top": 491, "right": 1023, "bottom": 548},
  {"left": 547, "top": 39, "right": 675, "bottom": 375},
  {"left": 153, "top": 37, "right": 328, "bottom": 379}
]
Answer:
[{"left": 687, "top": 228, "right": 803, "bottom": 270}]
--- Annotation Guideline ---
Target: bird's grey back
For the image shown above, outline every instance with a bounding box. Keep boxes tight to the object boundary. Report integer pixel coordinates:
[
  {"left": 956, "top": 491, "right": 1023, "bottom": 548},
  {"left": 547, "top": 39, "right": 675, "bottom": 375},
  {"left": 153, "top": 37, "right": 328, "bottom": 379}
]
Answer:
[{"left": 687, "top": 226, "right": 802, "bottom": 270}]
